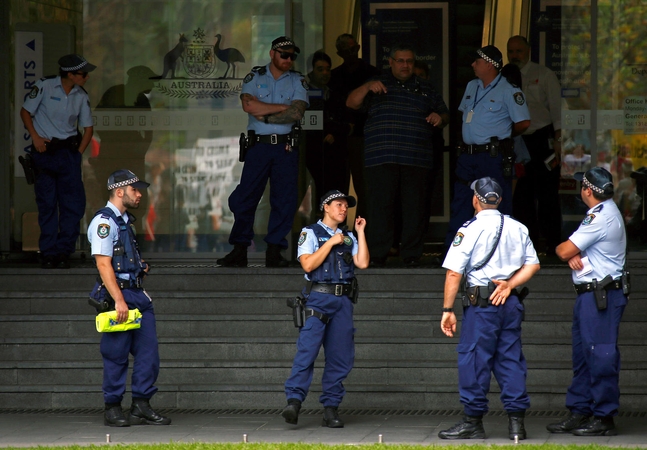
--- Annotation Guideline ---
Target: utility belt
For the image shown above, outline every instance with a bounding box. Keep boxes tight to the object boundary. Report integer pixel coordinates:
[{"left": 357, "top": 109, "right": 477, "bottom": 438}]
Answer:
[
  {"left": 115, "top": 277, "right": 144, "bottom": 289},
  {"left": 457, "top": 137, "right": 515, "bottom": 178},
  {"left": 239, "top": 122, "right": 302, "bottom": 162},
  {"left": 574, "top": 271, "right": 630, "bottom": 310},
  {"left": 311, "top": 283, "right": 354, "bottom": 297},
  {"left": 45, "top": 133, "right": 82, "bottom": 154},
  {"left": 462, "top": 282, "right": 529, "bottom": 318},
  {"left": 286, "top": 278, "right": 359, "bottom": 328}
]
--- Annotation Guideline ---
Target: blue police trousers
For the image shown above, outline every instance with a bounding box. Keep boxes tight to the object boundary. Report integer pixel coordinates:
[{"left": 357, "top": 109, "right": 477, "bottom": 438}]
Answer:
[
  {"left": 457, "top": 295, "right": 529, "bottom": 416},
  {"left": 285, "top": 291, "right": 355, "bottom": 407},
  {"left": 100, "top": 288, "right": 160, "bottom": 404},
  {"left": 566, "top": 289, "right": 627, "bottom": 417}
]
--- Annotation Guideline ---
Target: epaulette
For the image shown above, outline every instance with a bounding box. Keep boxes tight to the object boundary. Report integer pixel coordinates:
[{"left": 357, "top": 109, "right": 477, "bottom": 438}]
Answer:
[
  {"left": 43, "top": 75, "right": 57, "bottom": 80},
  {"left": 252, "top": 66, "right": 267, "bottom": 75},
  {"left": 461, "top": 217, "right": 477, "bottom": 228},
  {"left": 592, "top": 204, "right": 604, "bottom": 213}
]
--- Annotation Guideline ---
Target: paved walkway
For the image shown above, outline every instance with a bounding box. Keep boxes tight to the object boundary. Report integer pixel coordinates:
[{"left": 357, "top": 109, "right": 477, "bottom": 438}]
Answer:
[{"left": 0, "top": 411, "right": 646, "bottom": 447}]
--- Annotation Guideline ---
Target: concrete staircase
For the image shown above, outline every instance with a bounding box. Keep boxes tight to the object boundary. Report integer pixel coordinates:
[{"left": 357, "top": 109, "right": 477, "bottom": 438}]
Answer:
[{"left": 1, "top": 262, "right": 646, "bottom": 412}]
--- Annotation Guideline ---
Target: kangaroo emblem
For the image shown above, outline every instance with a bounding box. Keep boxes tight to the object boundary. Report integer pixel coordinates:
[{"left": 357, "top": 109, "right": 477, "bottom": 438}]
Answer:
[{"left": 156, "top": 34, "right": 188, "bottom": 79}]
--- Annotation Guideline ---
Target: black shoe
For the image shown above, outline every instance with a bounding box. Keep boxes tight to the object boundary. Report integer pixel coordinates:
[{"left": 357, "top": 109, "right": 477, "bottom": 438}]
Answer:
[
  {"left": 403, "top": 257, "right": 420, "bottom": 267},
  {"left": 266, "top": 243, "right": 289, "bottom": 267},
  {"left": 41, "top": 255, "right": 57, "bottom": 269},
  {"left": 322, "top": 406, "right": 344, "bottom": 428},
  {"left": 546, "top": 413, "right": 591, "bottom": 433},
  {"left": 129, "top": 398, "right": 171, "bottom": 425},
  {"left": 104, "top": 405, "right": 129, "bottom": 427},
  {"left": 571, "top": 416, "right": 617, "bottom": 436},
  {"left": 217, "top": 244, "right": 248, "bottom": 267},
  {"left": 508, "top": 415, "right": 527, "bottom": 440},
  {"left": 56, "top": 254, "right": 70, "bottom": 269},
  {"left": 281, "top": 399, "right": 301, "bottom": 425},
  {"left": 438, "top": 415, "right": 485, "bottom": 439}
]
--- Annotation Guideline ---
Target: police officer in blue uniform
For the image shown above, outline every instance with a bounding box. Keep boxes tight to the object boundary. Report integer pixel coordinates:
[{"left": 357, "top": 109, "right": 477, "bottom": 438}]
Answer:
[
  {"left": 88, "top": 170, "right": 170, "bottom": 427},
  {"left": 21, "top": 54, "right": 96, "bottom": 269},
  {"left": 547, "top": 167, "right": 627, "bottom": 436},
  {"left": 281, "top": 190, "right": 369, "bottom": 428},
  {"left": 439, "top": 177, "right": 540, "bottom": 440},
  {"left": 217, "top": 36, "right": 309, "bottom": 268},
  {"left": 445, "top": 46, "right": 531, "bottom": 251}
]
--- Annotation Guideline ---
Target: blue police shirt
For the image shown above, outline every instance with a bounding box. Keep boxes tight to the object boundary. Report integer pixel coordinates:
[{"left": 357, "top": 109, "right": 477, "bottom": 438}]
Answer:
[
  {"left": 87, "top": 201, "right": 130, "bottom": 281},
  {"left": 459, "top": 73, "right": 530, "bottom": 145},
  {"left": 241, "top": 64, "right": 309, "bottom": 135},
  {"left": 568, "top": 199, "right": 626, "bottom": 283},
  {"left": 22, "top": 76, "right": 93, "bottom": 141},
  {"left": 443, "top": 209, "right": 539, "bottom": 286},
  {"left": 297, "top": 220, "right": 359, "bottom": 281}
]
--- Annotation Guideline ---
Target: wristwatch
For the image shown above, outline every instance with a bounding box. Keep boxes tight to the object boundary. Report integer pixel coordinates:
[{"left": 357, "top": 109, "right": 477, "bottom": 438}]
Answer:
[{"left": 442, "top": 307, "right": 454, "bottom": 313}]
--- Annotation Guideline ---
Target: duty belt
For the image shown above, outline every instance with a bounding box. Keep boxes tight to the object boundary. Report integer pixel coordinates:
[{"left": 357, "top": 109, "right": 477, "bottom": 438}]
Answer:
[
  {"left": 116, "top": 278, "right": 143, "bottom": 289},
  {"left": 253, "top": 133, "right": 290, "bottom": 145},
  {"left": 460, "top": 143, "right": 497, "bottom": 154},
  {"left": 311, "top": 283, "right": 353, "bottom": 297},
  {"left": 574, "top": 279, "right": 622, "bottom": 294}
]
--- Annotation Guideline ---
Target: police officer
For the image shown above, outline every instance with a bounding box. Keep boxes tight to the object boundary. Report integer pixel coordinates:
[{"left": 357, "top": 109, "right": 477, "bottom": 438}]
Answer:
[
  {"left": 439, "top": 177, "right": 540, "bottom": 440},
  {"left": 282, "top": 190, "right": 369, "bottom": 428},
  {"left": 88, "top": 170, "right": 170, "bottom": 427},
  {"left": 445, "top": 46, "right": 531, "bottom": 252},
  {"left": 21, "top": 54, "right": 96, "bottom": 269},
  {"left": 217, "top": 36, "right": 309, "bottom": 268},
  {"left": 547, "top": 167, "right": 627, "bottom": 436}
]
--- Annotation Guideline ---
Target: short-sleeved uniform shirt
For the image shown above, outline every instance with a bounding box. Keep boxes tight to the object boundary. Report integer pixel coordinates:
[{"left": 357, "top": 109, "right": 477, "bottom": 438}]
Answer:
[
  {"left": 241, "top": 64, "right": 309, "bottom": 135},
  {"left": 297, "top": 220, "right": 359, "bottom": 281},
  {"left": 568, "top": 199, "right": 626, "bottom": 283},
  {"left": 459, "top": 73, "right": 530, "bottom": 145},
  {"left": 22, "top": 76, "right": 93, "bottom": 140},
  {"left": 87, "top": 201, "right": 131, "bottom": 281},
  {"left": 443, "top": 209, "right": 539, "bottom": 286}
]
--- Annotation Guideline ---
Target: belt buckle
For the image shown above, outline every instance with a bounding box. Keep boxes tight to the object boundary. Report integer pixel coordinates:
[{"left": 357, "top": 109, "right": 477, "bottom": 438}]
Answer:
[
  {"left": 334, "top": 284, "right": 343, "bottom": 296},
  {"left": 270, "top": 134, "right": 278, "bottom": 144}
]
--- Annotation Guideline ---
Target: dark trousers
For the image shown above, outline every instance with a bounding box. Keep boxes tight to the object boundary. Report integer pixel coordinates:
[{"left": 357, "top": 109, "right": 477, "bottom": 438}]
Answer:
[
  {"left": 566, "top": 289, "right": 627, "bottom": 417},
  {"left": 31, "top": 147, "right": 86, "bottom": 257},
  {"left": 513, "top": 125, "right": 562, "bottom": 250},
  {"left": 101, "top": 288, "right": 160, "bottom": 404},
  {"left": 305, "top": 134, "right": 350, "bottom": 206},
  {"left": 228, "top": 142, "right": 299, "bottom": 249},
  {"left": 365, "top": 163, "right": 430, "bottom": 260}
]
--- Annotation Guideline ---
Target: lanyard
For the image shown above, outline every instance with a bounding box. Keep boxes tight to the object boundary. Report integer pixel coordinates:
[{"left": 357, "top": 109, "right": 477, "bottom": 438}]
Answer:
[{"left": 472, "top": 76, "right": 501, "bottom": 111}]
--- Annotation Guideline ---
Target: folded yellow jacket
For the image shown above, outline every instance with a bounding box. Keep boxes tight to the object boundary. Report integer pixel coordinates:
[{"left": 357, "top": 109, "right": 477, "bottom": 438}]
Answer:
[{"left": 96, "top": 309, "right": 142, "bottom": 332}]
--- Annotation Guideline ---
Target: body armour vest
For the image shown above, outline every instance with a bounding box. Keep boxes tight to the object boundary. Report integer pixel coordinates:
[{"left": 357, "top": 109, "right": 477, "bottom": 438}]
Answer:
[
  {"left": 307, "top": 224, "right": 355, "bottom": 283},
  {"left": 94, "top": 207, "right": 145, "bottom": 280}
]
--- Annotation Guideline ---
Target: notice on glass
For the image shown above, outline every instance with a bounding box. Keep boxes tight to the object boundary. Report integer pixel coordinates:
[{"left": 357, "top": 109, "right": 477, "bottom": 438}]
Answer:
[{"left": 624, "top": 96, "right": 647, "bottom": 135}]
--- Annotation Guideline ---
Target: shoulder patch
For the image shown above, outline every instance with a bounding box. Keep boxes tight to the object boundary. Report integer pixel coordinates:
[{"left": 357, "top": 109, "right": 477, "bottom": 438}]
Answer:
[
  {"left": 28, "top": 86, "right": 39, "bottom": 99},
  {"left": 513, "top": 92, "right": 525, "bottom": 105},
  {"left": 452, "top": 232, "right": 465, "bottom": 247},
  {"left": 301, "top": 78, "right": 309, "bottom": 90},
  {"left": 243, "top": 72, "right": 255, "bottom": 84},
  {"left": 582, "top": 214, "right": 596, "bottom": 225},
  {"left": 298, "top": 231, "right": 307, "bottom": 246},
  {"left": 97, "top": 223, "right": 110, "bottom": 239}
]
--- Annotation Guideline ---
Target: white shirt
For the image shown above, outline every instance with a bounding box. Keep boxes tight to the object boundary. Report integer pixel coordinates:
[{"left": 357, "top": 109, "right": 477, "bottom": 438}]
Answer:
[{"left": 520, "top": 61, "right": 562, "bottom": 134}]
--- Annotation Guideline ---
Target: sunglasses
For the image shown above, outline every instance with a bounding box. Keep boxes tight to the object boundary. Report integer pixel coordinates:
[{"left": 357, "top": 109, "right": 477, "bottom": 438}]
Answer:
[
  {"left": 278, "top": 51, "right": 298, "bottom": 61},
  {"left": 73, "top": 72, "right": 89, "bottom": 78}
]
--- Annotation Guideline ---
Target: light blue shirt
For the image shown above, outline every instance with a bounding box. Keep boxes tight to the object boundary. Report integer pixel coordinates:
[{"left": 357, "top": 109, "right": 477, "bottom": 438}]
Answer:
[
  {"left": 87, "top": 201, "right": 130, "bottom": 280},
  {"left": 568, "top": 199, "right": 626, "bottom": 283},
  {"left": 459, "top": 74, "right": 530, "bottom": 145},
  {"left": 443, "top": 209, "right": 539, "bottom": 286},
  {"left": 241, "top": 64, "right": 309, "bottom": 135},
  {"left": 297, "top": 220, "right": 359, "bottom": 281},
  {"left": 22, "top": 76, "right": 93, "bottom": 141}
]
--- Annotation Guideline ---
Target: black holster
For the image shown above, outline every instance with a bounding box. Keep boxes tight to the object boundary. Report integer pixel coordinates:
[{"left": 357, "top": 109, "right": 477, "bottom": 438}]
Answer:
[
  {"left": 465, "top": 283, "right": 493, "bottom": 307},
  {"left": 593, "top": 275, "right": 613, "bottom": 311},
  {"left": 290, "top": 122, "right": 302, "bottom": 148},
  {"left": 19, "top": 153, "right": 36, "bottom": 185},
  {"left": 287, "top": 295, "right": 306, "bottom": 328},
  {"left": 622, "top": 270, "right": 631, "bottom": 296},
  {"left": 516, "top": 286, "right": 529, "bottom": 321},
  {"left": 350, "top": 277, "right": 359, "bottom": 304},
  {"left": 88, "top": 281, "right": 115, "bottom": 313},
  {"left": 239, "top": 130, "right": 254, "bottom": 162}
]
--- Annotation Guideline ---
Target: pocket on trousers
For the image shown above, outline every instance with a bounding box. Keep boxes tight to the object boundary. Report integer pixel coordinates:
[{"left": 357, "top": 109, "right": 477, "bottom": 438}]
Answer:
[
  {"left": 589, "top": 343, "right": 619, "bottom": 377},
  {"left": 457, "top": 342, "right": 477, "bottom": 387}
]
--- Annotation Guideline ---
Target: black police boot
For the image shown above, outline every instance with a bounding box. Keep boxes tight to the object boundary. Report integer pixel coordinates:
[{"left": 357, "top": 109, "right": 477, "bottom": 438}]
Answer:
[
  {"left": 56, "top": 254, "right": 70, "bottom": 269},
  {"left": 546, "top": 413, "right": 591, "bottom": 433},
  {"left": 129, "top": 398, "right": 171, "bottom": 425},
  {"left": 438, "top": 415, "right": 485, "bottom": 439},
  {"left": 216, "top": 244, "right": 248, "bottom": 267},
  {"left": 281, "top": 399, "right": 301, "bottom": 425},
  {"left": 322, "top": 406, "right": 344, "bottom": 428},
  {"left": 104, "top": 404, "right": 129, "bottom": 427},
  {"left": 571, "top": 416, "right": 617, "bottom": 436},
  {"left": 266, "top": 243, "right": 289, "bottom": 268},
  {"left": 508, "top": 413, "right": 527, "bottom": 440}
]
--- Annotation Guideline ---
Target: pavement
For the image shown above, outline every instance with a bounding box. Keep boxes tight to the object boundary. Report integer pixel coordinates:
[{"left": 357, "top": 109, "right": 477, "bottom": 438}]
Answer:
[{"left": 1, "top": 410, "right": 646, "bottom": 447}]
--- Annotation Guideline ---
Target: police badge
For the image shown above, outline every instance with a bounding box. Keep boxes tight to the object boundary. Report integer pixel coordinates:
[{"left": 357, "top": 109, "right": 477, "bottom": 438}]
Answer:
[
  {"left": 582, "top": 214, "right": 596, "bottom": 225},
  {"left": 97, "top": 223, "right": 110, "bottom": 239},
  {"left": 513, "top": 92, "right": 525, "bottom": 105}
]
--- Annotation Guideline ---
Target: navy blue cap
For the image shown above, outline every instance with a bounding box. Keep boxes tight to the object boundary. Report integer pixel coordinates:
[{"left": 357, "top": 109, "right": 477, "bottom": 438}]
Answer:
[
  {"left": 58, "top": 54, "right": 97, "bottom": 72},
  {"left": 107, "top": 169, "right": 150, "bottom": 191},
  {"left": 319, "top": 190, "right": 357, "bottom": 211},
  {"left": 471, "top": 177, "right": 502, "bottom": 205},
  {"left": 271, "top": 36, "right": 301, "bottom": 54},
  {"left": 574, "top": 167, "right": 614, "bottom": 195}
]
